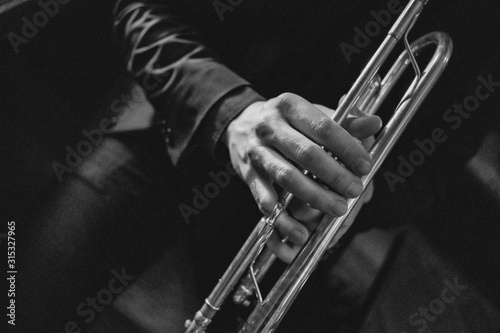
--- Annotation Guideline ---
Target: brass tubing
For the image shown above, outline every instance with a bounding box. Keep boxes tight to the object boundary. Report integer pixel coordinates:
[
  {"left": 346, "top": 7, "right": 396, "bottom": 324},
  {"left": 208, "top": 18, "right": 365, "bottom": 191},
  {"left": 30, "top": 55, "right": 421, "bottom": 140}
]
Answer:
[
  {"left": 241, "top": 31, "right": 452, "bottom": 333},
  {"left": 185, "top": 0, "right": 453, "bottom": 331}
]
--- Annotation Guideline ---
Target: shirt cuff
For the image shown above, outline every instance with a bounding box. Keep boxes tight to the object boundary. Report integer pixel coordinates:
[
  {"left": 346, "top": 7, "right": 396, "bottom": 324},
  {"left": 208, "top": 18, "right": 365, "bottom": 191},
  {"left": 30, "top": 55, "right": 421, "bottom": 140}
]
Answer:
[{"left": 200, "top": 85, "right": 266, "bottom": 163}]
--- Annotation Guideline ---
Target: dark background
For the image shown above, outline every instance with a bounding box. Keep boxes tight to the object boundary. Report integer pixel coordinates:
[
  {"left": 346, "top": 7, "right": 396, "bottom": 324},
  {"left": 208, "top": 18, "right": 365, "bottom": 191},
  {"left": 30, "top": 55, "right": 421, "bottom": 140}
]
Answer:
[{"left": 1, "top": 1, "right": 500, "bottom": 332}]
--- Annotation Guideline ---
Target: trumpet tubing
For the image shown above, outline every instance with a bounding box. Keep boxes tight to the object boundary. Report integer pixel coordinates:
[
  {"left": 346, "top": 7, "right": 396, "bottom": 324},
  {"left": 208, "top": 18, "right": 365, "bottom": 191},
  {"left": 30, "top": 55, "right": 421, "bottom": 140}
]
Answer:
[{"left": 185, "top": 0, "right": 453, "bottom": 332}]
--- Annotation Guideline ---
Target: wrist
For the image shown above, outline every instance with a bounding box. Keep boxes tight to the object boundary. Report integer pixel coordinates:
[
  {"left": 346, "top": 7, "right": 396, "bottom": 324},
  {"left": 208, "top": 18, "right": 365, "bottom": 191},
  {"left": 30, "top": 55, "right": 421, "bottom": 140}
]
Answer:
[{"left": 222, "top": 100, "right": 265, "bottom": 147}]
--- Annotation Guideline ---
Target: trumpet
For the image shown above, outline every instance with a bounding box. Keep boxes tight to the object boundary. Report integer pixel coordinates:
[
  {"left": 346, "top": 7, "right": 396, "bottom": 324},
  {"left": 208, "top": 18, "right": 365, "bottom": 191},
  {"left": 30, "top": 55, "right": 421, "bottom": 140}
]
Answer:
[{"left": 185, "top": 0, "right": 453, "bottom": 332}]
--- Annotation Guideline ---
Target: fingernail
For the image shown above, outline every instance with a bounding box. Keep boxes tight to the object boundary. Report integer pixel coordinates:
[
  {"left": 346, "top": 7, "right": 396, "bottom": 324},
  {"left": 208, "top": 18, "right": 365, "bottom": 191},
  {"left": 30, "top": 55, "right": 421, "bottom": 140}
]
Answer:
[
  {"left": 346, "top": 180, "right": 363, "bottom": 198},
  {"left": 330, "top": 199, "right": 347, "bottom": 216},
  {"left": 356, "top": 158, "right": 372, "bottom": 175}
]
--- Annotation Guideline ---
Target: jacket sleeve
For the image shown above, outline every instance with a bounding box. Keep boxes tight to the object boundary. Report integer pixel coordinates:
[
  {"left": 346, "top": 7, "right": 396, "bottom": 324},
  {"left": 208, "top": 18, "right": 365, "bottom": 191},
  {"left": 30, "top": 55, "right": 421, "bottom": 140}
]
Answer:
[{"left": 113, "top": 0, "right": 265, "bottom": 166}]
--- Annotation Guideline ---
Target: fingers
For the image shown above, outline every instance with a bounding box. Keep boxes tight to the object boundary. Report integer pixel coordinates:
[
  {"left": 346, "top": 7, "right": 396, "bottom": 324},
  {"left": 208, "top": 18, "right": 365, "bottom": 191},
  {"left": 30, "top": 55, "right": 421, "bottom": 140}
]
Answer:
[
  {"left": 362, "top": 179, "right": 374, "bottom": 203},
  {"left": 316, "top": 100, "right": 382, "bottom": 140},
  {"left": 314, "top": 102, "right": 382, "bottom": 150},
  {"left": 226, "top": 93, "right": 380, "bottom": 264},
  {"left": 273, "top": 210, "right": 309, "bottom": 245},
  {"left": 343, "top": 109, "right": 379, "bottom": 150},
  {"left": 342, "top": 113, "right": 382, "bottom": 139},
  {"left": 322, "top": 95, "right": 382, "bottom": 141},
  {"left": 244, "top": 166, "right": 277, "bottom": 216},
  {"left": 243, "top": 166, "right": 309, "bottom": 246},
  {"left": 271, "top": 93, "right": 372, "bottom": 176},
  {"left": 327, "top": 180, "right": 375, "bottom": 248},
  {"left": 328, "top": 189, "right": 365, "bottom": 247},
  {"left": 258, "top": 119, "right": 363, "bottom": 198},
  {"left": 312, "top": 103, "right": 335, "bottom": 118},
  {"left": 288, "top": 198, "right": 322, "bottom": 231},
  {"left": 266, "top": 232, "right": 303, "bottom": 263},
  {"left": 247, "top": 146, "right": 349, "bottom": 217}
]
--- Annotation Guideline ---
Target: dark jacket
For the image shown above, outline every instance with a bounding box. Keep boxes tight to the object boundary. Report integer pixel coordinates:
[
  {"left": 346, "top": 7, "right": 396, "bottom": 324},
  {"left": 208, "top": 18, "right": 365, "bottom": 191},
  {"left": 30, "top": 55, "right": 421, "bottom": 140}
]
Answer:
[
  {"left": 112, "top": 0, "right": 382, "bottom": 166},
  {"left": 112, "top": 0, "right": 499, "bottom": 167}
]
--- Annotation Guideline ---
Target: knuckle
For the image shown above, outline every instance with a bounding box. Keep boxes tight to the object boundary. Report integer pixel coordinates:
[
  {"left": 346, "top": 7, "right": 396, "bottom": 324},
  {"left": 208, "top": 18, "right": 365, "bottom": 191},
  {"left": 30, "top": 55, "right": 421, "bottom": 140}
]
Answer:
[
  {"left": 263, "top": 98, "right": 278, "bottom": 110},
  {"left": 277, "top": 92, "right": 296, "bottom": 104},
  {"left": 328, "top": 170, "right": 349, "bottom": 189},
  {"left": 295, "top": 144, "right": 317, "bottom": 165},
  {"left": 247, "top": 146, "right": 263, "bottom": 163},
  {"left": 312, "top": 117, "right": 334, "bottom": 139},
  {"left": 255, "top": 120, "right": 275, "bottom": 142},
  {"left": 257, "top": 200, "right": 272, "bottom": 216},
  {"left": 273, "top": 165, "right": 292, "bottom": 186},
  {"left": 275, "top": 92, "right": 298, "bottom": 113}
]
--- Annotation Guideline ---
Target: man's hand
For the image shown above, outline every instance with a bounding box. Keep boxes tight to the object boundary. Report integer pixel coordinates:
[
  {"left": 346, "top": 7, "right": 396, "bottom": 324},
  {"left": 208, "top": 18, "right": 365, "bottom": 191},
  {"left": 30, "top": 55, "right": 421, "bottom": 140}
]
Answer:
[
  {"left": 223, "top": 93, "right": 381, "bottom": 262},
  {"left": 297, "top": 102, "right": 378, "bottom": 247}
]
